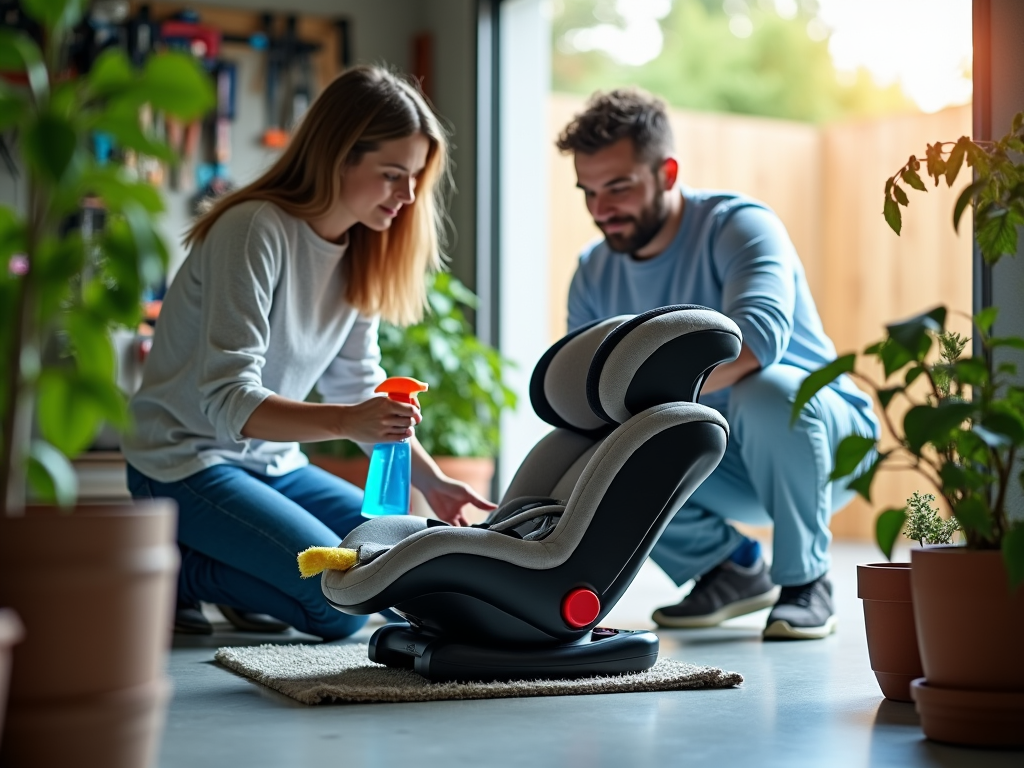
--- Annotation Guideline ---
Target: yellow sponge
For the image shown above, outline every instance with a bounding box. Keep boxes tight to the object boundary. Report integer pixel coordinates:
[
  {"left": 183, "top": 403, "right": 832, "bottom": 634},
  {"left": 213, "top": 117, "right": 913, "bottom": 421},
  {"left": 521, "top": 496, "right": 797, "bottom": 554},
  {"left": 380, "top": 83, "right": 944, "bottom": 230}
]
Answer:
[{"left": 297, "top": 546, "right": 359, "bottom": 578}]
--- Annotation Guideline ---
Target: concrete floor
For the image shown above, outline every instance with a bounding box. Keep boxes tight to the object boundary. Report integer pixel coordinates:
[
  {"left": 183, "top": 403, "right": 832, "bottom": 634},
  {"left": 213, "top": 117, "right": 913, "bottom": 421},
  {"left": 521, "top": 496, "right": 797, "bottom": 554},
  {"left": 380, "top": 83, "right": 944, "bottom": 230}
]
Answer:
[{"left": 161, "top": 542, "right": 1022, "bottom": 768}]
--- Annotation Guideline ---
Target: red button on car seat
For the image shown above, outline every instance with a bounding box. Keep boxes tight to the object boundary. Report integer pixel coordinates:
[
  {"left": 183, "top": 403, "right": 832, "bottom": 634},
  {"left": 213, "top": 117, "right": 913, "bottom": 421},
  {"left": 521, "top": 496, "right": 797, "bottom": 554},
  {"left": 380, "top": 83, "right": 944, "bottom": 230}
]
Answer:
[{"left": 562, "top": 588, "right": 600, "bottom": 628}]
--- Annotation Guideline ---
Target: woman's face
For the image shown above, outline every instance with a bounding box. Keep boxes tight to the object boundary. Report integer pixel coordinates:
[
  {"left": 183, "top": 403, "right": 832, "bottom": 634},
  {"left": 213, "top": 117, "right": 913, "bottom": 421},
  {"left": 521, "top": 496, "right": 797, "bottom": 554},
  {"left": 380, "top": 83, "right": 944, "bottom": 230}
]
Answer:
[{"left": 338, "top": 133, "right": 431, "bottom": 232}]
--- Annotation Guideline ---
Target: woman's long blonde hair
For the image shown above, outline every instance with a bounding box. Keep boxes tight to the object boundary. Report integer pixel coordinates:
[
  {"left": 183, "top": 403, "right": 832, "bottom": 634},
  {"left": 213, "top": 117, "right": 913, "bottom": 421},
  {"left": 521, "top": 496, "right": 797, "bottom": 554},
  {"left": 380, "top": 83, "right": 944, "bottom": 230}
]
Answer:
[{"left": 185, "top": 66, "right": 450, "bottom": 326}]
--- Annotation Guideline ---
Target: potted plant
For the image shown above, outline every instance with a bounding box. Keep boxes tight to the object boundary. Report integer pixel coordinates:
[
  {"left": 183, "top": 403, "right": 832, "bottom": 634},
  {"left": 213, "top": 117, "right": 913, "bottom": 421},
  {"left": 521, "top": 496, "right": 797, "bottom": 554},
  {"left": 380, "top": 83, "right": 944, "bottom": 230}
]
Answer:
[
  {"left": 796, "top": 111, "right": 1024, "bottom": 748},
  {"left": 0, "top": 3, "right": 213, "bottom": 765},
  {"left": 306, "top": 272, "right": 517, "bottom": 520},
  {"left": 857, "top": 491, "right": 958, "bottom": 703}
]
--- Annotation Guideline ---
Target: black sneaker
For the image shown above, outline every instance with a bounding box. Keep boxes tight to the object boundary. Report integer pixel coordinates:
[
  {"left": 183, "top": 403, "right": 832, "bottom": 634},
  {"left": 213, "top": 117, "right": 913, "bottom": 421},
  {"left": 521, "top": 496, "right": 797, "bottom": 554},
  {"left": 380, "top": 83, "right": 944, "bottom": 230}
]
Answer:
[
  {"left": 216, "top": 604, "right": 290, "bottom": 633},
  {"left": 762, "top": 575, "right": 837, "bottom": 640},
  {"left": 174, "top": 599, "right": 213, "bottom": 635},
  {"left": 652, "top": 557, "right": 779, "bottom": 628}
]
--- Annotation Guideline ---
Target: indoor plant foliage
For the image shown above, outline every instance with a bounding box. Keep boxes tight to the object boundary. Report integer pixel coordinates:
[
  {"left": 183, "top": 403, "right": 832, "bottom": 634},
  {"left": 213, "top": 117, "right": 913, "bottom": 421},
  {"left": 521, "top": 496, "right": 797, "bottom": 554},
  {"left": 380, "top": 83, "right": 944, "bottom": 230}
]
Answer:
[
  {"left": 310, "top": 271, "right": 517, "bottom": 459},
  {"left": 0, "top": 2, "right": 213, "bottom": 765},
  {"left": 795, "top": 304, "right": 1024, "bottom": 586},
  {"left": 0, "top": 0, "right": 214, "bottom": 512}
]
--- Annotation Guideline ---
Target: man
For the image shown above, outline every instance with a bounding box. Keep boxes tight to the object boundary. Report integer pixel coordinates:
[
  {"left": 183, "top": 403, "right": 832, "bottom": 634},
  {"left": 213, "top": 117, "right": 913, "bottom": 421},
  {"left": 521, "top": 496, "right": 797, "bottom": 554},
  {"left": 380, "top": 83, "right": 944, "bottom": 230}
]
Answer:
[{"left": 557, "top": 88, "right": 879, "bottom": 640}]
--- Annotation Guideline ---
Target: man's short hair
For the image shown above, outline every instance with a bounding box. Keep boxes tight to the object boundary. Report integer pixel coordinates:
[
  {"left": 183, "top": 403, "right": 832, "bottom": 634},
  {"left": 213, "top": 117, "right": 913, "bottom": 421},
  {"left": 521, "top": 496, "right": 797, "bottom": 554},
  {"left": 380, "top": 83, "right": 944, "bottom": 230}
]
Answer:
[{"left": 556, "top": 88, "right": 674, "bottom": 168}]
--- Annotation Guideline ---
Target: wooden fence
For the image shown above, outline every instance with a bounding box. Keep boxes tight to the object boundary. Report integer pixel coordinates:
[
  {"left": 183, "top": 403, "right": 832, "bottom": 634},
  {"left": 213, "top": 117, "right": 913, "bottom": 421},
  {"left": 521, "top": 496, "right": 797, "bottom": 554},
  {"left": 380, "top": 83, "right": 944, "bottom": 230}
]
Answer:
[{"left": 548, "top": 94, "right": 973, "bottom": 540}]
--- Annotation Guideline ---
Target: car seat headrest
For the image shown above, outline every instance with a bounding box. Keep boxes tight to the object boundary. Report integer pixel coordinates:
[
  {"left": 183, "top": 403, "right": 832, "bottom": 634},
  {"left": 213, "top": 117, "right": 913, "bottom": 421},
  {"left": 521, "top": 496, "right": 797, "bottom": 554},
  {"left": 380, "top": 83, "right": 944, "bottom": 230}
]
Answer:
[
  {"left": 529, "top": 316, "right": 631, "bottom": 436},
  {"left": 587, "top": 305, "right": 743, "bottom": 425}
]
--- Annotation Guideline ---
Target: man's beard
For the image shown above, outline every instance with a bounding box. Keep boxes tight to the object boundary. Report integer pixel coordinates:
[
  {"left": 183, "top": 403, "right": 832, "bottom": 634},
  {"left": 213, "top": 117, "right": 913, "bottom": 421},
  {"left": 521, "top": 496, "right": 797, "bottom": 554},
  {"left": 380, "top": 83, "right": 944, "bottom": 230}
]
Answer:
[{"left": 599, "top": 195, "right": 668, "bottom": 255}]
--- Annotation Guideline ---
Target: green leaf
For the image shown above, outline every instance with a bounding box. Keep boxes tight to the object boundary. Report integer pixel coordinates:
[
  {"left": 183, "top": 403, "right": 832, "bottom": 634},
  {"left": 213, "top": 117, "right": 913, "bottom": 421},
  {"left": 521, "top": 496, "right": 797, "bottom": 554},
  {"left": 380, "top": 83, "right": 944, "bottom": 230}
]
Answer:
[
  {"left": 879, "top": 339, "right": 914, "bottom": 379},
  {"left": 138, "top": 53, "right": 216, "bottom": 120},
  {"left": 982, "top": 412, "right": 1024, "bottom": 444},
  {"left": 27, "top": 439, "right": 77, "bottom": 508},
  {"left": 892, "top": 185, "right": 909, "bottom": 207},
  {"left": 20, "top": 0, "right": 86, "bottom": 35},
  {"left": 0, "top": 29, "right": 48, "bottom": 102},
  {"left": 886, "top": 306, "right": 945, "bottom": 360},
  {"left": 23, "top": 112, "right": 77, "bottom": 183},
  {"left": 974, "top": 306, "right": 999, "bottom": 335},
  {"left": 91, "top": 104, "right": 175, "bottom": 164},
  {"left": 976, "top": 205, "right": 1022, "bottom": 264},
  {"left": 67, "top": 317, "right": 116, "bottom": 380},
  {"left": 955, "top": 496, "right": 993, "bottom": 541},
  {"left": 86, "top": 48, "right": 134, "bottom": 98},
  {"left": 883, "top": 196, "right": 902, "bottom": 234},
  {"left": 945, "top": 138, "right": 967, "bottom": 187},
  {"left": 953, "top": 357, "right": 989, "bottom": 387},
  {"left": 902, "top": 167, "right": 927, "bottom": 191},
  {"left": 989, "top": 336, "right": 1024, "bottom": 351},
  {"left": 37, "top": 371, "right": 103, "bottom": 457},
  {"left": 82, "top": 168, "right": 165, "bottom": 214},
  {"left": 972, "top": 423, "right": 1013, "bottom": 450},
  {"left": 877, "top": 386, "right": 903, "bottom": 409},
  {"left": 903, "top": 401, "right": 974, "bottom": 454},
  {"left": 846, "top": 452, "right": 888, "bottom": 503},
  {"left": 0, "top": 91, "right": 29, "bottom": 131},
  {"left": 1004, "top": 524, "right": 1024, "bottom": 591},
  {"left": 953, "top": 179, "right": 985, "bottom": 232},
  {"left": 791, "top": 354, "right": 855, "bottom": 426},
  {"left": 876, "top": 508, "right": 907, "bottom": 562},
  {"left": 831, "top": 435, "right": 876, "bottom": 481}
]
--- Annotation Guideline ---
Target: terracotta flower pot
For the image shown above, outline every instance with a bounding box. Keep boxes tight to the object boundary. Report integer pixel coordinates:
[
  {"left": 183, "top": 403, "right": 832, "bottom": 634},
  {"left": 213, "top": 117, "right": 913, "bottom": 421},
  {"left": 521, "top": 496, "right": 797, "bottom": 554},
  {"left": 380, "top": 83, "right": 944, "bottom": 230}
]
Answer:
[
  {"left": 0, "top": 501, "right": 179, "bottom": 768},
  {"left": 910, "top": 546, "right": 1024, "bottom": 748},
  {"left": 857, "top": 563, "right": 922, "bottom": 702},
  {"left": 0, "top": 608, "right": 24, "bottom": 750}
]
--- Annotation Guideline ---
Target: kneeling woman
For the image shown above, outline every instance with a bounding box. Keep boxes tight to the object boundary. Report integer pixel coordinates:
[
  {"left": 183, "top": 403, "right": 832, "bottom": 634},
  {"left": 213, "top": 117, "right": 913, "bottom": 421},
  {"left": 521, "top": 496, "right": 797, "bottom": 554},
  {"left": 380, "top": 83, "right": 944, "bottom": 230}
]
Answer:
[{"left": 123, "top": 66, "right": 494, "bottom": 640}]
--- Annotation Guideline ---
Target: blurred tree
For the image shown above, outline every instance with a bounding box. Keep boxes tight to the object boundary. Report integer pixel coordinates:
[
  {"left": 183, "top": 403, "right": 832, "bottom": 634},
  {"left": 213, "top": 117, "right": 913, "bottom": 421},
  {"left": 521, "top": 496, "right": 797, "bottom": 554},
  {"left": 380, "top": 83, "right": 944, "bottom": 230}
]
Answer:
[{"left": 552, "top": 0, "right": 915, "bottom": 123}]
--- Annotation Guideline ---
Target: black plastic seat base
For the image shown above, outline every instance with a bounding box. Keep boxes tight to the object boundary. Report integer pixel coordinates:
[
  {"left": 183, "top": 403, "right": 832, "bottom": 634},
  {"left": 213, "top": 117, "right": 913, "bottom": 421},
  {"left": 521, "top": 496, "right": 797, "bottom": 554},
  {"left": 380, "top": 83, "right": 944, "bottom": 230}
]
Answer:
[{"left": 368, "top": 623, "right": 659, "bottom": 683}]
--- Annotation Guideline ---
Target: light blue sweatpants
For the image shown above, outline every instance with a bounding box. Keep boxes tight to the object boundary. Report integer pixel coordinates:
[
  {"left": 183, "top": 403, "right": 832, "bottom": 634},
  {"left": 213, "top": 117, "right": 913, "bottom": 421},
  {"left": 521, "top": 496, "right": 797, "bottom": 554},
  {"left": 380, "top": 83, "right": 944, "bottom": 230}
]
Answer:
[{"left": 650, "top": 364, "right": 879, "bottom": 588}]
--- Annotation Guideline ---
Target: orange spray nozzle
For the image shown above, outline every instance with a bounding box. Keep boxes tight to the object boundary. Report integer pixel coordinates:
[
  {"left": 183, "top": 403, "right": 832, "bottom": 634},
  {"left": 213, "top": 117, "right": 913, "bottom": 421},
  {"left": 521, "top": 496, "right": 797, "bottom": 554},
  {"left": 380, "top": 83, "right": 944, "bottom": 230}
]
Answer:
[{"left": 375, "top": 377, "right": 429, "bottom": 406}]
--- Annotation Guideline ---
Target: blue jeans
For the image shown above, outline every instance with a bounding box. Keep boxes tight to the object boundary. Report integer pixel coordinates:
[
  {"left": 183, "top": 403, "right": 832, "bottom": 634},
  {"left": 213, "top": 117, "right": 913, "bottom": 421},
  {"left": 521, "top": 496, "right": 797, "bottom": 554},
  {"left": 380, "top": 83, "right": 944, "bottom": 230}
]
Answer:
[
  {"left": 126, "top": 462, "right": 369, "bottom": 641},
  {"left": 650, "top": 365, "right": 879, "bottom": 588}
]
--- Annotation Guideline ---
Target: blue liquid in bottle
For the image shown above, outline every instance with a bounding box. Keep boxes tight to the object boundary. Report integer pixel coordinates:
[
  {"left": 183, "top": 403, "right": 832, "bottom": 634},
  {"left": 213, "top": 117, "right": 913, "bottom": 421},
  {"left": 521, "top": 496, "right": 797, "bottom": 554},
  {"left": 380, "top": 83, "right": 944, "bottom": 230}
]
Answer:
[{"left": 360, "top": 440, "right": 411, "bottom": 518}]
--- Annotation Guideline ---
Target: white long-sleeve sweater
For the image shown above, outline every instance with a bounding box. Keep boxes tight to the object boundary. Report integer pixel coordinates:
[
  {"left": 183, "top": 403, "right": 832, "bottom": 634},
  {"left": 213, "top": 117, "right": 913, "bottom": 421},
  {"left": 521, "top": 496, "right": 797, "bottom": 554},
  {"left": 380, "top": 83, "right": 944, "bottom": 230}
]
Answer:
[{"left": 122, "top": 200, "right": 386, "bottom": 482}]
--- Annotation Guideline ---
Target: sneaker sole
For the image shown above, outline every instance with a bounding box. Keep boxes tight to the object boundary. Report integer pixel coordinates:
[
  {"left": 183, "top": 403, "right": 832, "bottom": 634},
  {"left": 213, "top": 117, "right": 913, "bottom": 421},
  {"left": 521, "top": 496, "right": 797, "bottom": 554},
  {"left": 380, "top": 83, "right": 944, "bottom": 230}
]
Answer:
[
  {"left": 652, "top": 588, "right": 781, "bottom": 628},
  {"left": 762, "top": 615, "right": 838, "bottom": 640}
]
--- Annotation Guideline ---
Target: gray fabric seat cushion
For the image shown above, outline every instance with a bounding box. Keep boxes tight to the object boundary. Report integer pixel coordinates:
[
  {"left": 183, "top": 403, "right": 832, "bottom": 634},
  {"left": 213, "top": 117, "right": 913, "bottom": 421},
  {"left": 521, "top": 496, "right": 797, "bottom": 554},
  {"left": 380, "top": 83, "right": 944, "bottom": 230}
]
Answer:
[{"left": 322, "top": 403, "right": 728, "bottom": 607}]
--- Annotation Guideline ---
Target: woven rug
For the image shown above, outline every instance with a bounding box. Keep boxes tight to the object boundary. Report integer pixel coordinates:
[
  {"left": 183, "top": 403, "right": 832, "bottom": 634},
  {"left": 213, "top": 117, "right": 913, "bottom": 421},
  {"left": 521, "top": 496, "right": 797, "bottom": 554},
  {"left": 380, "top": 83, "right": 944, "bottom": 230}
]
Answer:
[{"left": 214, "top": 643, "right": 743, "bottom": 705}]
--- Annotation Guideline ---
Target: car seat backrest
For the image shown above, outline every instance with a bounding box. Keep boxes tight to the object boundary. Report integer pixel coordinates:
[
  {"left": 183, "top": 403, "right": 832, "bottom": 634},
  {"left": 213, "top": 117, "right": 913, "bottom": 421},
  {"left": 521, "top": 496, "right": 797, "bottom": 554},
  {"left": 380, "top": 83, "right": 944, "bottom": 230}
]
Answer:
[{"left": 587, "top": 305, "right": 743, "bottom": 424}]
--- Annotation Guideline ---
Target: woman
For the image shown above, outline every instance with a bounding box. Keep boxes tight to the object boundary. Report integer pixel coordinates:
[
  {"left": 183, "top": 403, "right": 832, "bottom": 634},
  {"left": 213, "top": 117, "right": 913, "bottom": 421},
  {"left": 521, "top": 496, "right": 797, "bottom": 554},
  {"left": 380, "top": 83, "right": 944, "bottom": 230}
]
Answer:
[{"left": 123, "top": 66, "right": 495, "bottom": 640}]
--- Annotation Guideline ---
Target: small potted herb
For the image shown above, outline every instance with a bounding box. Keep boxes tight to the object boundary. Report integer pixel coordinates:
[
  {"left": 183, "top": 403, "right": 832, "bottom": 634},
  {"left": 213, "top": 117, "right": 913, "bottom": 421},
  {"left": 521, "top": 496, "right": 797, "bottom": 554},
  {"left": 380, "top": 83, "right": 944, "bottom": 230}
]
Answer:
[{"left": 857, "top": 491, "right": 959, "bottom": 703}]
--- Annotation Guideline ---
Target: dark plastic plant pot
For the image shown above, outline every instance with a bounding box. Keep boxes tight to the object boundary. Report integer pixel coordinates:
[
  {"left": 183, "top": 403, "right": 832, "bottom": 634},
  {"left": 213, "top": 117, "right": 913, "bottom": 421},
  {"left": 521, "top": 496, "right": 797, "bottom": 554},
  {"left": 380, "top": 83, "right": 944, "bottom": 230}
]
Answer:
[{"left": 857, "top": 562, "right": 922, "bottom": 702}]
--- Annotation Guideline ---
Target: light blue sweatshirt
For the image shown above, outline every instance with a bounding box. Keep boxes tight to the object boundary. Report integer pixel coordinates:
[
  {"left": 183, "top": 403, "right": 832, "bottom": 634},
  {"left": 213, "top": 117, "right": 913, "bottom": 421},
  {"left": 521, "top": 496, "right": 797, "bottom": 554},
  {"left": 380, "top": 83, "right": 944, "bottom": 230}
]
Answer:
[{"left": 568, "top": 186, "right": 877, "bottom": 424}]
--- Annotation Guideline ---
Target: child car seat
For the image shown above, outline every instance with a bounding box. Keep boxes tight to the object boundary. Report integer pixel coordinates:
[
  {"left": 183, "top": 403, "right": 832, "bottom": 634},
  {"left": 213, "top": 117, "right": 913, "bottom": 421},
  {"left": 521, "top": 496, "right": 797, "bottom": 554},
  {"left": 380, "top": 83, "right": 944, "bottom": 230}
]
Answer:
[{"left": 320, "top": 305, "right": 742, "bottom": 681}]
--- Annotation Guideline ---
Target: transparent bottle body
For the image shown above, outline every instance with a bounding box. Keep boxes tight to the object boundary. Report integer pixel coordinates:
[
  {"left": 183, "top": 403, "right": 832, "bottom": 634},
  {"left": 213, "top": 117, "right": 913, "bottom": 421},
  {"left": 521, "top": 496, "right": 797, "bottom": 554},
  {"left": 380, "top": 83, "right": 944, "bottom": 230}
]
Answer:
[{"left": 360, "top": 441, "right": 411, "bottom": 518}]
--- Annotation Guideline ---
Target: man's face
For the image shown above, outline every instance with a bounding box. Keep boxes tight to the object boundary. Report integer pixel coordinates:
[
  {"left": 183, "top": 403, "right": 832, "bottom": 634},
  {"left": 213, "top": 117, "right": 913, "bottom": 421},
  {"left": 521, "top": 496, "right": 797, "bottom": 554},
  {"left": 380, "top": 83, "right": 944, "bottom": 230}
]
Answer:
[{"left": 574, "top": 138, "right": 669, "bottom": 254}]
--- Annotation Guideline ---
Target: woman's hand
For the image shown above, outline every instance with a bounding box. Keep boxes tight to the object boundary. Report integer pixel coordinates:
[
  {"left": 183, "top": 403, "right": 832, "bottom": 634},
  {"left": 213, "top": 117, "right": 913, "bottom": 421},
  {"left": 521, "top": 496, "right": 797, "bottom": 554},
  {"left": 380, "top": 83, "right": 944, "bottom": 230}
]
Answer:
[
  {"left": 419, "top": 475, "right": 497, "bottom": 527},
  {"left": 337, "top": 396, "right": 421, "bottom": 444}
]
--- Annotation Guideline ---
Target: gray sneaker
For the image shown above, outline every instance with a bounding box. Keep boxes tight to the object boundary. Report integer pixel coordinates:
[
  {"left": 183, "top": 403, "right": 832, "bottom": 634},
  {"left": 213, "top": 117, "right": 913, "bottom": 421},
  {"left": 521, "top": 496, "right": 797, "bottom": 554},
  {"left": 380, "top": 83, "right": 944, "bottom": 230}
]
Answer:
[
  {"left": 652, "top": 558, "right": 779, "bottom": 628},
  {"left": 762, "top": 575, "right": 837, "bottom": 640}
]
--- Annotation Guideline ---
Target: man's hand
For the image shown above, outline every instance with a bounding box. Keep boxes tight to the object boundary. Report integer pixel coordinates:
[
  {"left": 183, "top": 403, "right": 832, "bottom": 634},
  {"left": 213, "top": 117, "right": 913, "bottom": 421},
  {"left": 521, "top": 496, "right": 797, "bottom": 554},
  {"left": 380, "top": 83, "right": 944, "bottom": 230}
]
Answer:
[
  {"left": 702, "top": 344, "right": 762, "bottom": 394},
  {"left": 418, "top": 474, "right": 497, "bottom": 527}
]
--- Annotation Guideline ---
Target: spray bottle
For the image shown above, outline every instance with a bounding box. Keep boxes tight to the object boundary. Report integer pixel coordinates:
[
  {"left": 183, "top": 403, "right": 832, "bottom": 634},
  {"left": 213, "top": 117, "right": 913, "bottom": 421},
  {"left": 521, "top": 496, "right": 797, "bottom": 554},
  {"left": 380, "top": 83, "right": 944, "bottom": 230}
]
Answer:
[{"left": 360, "top": 376, "right": 428, "bottom": 518}]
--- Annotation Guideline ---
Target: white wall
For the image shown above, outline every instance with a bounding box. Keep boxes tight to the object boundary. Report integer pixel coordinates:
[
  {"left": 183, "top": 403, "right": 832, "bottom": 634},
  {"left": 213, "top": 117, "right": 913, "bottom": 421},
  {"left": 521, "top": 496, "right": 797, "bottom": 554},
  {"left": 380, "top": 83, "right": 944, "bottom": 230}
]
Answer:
[{"left": 497, "top": 0, "right": 552, "bottom": 490}]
